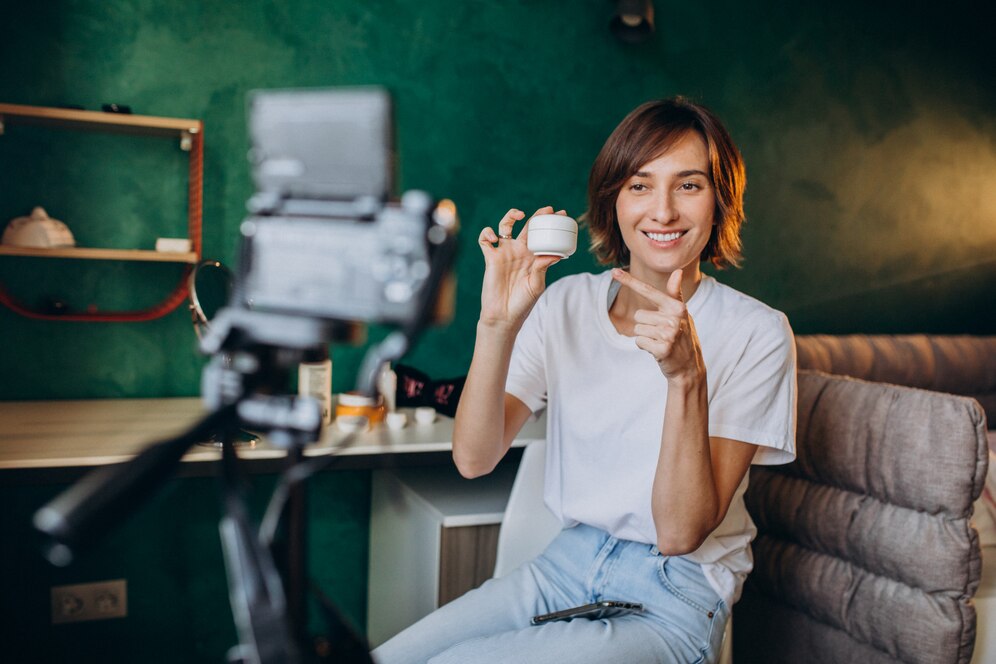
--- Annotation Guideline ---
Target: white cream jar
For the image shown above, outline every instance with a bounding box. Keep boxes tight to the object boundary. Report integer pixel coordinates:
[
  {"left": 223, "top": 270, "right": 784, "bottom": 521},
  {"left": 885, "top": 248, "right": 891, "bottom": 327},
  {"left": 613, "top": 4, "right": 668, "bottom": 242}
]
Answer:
[{"left": 526, "top": 214, "right": 578, "bottom": 258}]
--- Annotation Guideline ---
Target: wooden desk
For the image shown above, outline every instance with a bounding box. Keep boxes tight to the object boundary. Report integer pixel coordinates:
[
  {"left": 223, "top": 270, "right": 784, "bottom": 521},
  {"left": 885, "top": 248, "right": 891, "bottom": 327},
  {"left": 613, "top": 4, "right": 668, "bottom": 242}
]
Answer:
[
  {"left": 0, "top": 397, "right": 543, "bottom": 653},
  {"left": 0, "top": 397, "right": 546, "bottom": 471}
]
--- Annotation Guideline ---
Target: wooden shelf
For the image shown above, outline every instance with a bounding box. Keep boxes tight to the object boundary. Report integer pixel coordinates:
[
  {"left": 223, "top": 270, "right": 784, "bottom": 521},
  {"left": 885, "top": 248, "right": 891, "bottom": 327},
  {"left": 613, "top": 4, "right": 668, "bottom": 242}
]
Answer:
[
  {"left": 0, "top": 246, "right": 198, "bottom": 264},
  {"left": 0, "top": 102, "right": 204, "bottom": 320},
  {"left": 0, "top": 103, "right": 200, "bottom": 139}
]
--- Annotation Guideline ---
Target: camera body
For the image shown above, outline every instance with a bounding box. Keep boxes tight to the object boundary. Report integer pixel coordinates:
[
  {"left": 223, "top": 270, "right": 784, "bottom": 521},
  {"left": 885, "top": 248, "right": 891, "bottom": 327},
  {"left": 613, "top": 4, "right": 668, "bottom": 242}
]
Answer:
[
  {"left": 236, "top": 86, "right": 456, "bottom": 328},
  {"left": 240, "top": 191, "right": 449, "bottom": 325},
  {"left": 199, "top": 87, "right": 457, "bottom": 417}
]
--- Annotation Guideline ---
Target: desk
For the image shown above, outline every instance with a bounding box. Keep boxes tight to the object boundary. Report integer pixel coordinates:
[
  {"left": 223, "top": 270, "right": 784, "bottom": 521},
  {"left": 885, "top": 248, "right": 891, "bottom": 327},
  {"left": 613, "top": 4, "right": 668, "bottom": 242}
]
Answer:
[
  {"left": 0, "top": 397, "right": 547, "bottom": 470},
  {"left": 0, "top": 397, "right": 545, "bottom": 656}
]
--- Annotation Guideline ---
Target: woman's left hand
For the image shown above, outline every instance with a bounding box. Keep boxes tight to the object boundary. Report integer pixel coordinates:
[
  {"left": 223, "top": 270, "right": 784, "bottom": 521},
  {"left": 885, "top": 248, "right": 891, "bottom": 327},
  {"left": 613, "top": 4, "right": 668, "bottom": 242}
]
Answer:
[{"left": 611, "top": 268, "right": 705, "bottom": 385}]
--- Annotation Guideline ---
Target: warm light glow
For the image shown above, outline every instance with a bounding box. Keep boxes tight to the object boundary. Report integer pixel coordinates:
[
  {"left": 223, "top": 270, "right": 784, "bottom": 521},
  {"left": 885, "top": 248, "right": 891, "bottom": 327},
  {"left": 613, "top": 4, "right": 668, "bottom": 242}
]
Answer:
[{"left": 434, "top": 198, "right": 459, "bottom": 230}]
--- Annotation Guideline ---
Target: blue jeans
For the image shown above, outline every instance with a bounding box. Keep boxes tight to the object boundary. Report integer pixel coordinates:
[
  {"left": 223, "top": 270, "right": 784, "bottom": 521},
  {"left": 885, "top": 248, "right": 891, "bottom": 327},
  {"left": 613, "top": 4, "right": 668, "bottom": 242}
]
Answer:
[{"left": 372, "top": 523, "right": 729, "bottom": 664}]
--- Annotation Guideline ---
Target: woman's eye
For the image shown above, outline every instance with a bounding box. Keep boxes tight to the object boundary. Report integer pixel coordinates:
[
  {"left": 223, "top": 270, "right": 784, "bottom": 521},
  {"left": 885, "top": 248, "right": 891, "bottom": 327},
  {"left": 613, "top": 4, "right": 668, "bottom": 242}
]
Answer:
[
  {"left": 630, "top": 183, "right": 648, "bottom": 192},
  {"left": 679, "top": 182, "right": 701, "bottom": 191}
]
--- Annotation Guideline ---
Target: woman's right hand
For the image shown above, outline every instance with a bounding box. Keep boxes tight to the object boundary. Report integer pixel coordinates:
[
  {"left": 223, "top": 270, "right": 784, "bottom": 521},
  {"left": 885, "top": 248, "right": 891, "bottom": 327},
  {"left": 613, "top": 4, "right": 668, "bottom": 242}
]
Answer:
[{"left": 477, "top": 206, "right": 566, "bottom": 331}]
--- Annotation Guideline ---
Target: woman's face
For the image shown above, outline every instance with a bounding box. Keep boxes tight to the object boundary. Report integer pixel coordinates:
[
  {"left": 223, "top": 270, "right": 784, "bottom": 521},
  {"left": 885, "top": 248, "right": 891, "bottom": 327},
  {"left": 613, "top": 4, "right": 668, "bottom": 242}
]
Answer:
[{"left": 614, "top": 131, "right": 716, "bottom": 282}]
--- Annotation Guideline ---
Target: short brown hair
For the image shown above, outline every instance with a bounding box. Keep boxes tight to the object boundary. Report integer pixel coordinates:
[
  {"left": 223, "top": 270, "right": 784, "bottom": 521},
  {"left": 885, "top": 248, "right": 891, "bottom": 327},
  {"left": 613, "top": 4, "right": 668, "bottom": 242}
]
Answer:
[{"left": 583, "top": 97, "right": 746, "bottom": 269}]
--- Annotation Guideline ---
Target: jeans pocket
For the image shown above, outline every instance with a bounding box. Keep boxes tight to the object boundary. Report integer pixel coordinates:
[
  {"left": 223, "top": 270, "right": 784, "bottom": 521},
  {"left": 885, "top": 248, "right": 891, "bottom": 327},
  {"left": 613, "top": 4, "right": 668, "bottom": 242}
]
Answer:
[{"left": 656, "top": 556, "right": 717, "bottom": 619}]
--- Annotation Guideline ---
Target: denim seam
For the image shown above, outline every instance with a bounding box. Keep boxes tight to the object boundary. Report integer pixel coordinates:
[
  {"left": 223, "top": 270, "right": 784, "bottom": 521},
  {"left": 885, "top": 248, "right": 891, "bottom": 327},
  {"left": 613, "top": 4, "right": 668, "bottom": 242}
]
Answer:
[
  {"left": 592, "top": 543, "right": 624, "bottom": 601},
  {"left": 694, "top": 599, "right": 727, "bottom": 664},
  {"left": 585, "top": 535, "right": 619, "bottom": 597},
  {"left": 656, "top": 557, "right": 715, "bottom": 618}
]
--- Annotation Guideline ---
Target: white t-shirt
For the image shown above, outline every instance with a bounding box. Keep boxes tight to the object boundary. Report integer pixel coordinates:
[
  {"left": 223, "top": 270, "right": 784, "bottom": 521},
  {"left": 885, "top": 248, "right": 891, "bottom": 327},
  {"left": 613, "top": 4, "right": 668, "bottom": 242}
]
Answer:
[{"left": 506, "top": 270, "right": 797, "bottom": 606}]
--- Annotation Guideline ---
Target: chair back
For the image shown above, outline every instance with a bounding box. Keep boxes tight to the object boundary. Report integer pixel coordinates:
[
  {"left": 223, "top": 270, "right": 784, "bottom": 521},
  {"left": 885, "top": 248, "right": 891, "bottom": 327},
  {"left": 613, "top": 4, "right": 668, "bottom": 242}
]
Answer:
[{"left": 493, "top": 439, "right": 562, "bottom": 578}]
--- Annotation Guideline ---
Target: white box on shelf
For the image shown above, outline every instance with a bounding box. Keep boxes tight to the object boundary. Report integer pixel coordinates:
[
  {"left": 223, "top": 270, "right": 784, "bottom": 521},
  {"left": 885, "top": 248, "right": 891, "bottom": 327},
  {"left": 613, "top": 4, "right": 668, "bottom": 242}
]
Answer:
[{"left": 155, "top": 237, "right": 192, "bottom": 253}]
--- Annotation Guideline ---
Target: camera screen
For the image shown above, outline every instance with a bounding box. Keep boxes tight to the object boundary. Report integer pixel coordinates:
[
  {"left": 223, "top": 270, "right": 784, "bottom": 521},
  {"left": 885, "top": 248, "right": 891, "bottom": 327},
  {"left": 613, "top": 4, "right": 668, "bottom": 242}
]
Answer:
[{"left": 247, "top": 87, "right": 393, "bottom": 202}]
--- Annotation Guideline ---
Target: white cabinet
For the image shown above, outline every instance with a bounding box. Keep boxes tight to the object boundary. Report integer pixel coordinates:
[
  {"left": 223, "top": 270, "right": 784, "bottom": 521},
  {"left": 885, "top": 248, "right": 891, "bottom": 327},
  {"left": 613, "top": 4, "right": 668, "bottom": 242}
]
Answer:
[{"left": 367, "top": 461, "right": 518, "bottom": 647}]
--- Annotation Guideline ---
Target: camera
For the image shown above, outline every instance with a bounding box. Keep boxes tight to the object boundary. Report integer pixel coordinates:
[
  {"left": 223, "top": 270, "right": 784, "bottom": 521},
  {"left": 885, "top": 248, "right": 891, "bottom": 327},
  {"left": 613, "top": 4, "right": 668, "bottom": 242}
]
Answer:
[
  {"left": 35, "top": 86, "right": 457, "bottom": 664},
  {"left": 237, "top": 87, "right": 457, "bottom": 327},
  {"left": 240, "top": 191, "right": 455, "bottom": 325},
  {"left": 198, "top": 86, "right": 458, "bottom": 420}
]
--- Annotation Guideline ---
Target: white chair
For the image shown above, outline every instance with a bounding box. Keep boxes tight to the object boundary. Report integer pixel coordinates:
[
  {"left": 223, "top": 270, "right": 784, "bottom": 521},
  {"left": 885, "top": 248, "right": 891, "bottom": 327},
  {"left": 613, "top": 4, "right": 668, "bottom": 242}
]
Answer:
[
  {"left": 495, "top": 439, "right": 733, "bottom": 663},
  {"left": 493, "top": 439, "right": 561, "bottom": 578}
]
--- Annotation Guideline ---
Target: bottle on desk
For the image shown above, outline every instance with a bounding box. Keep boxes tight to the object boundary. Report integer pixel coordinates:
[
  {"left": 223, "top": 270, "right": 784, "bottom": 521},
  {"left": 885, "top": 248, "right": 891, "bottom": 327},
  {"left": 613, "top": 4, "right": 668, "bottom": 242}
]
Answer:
[{"left": 298, "top": 347, "right": 332, "bottom": 425}]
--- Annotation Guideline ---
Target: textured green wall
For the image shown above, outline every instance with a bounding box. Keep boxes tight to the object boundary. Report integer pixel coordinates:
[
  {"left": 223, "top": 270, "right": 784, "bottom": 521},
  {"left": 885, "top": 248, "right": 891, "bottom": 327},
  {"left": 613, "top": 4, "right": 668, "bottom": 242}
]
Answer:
[
  {"left": 0, "top": 1, "right": 992, "bottom": 661},
  {"left": 1, "top": 0, "right": 992, "bottom": 401}
]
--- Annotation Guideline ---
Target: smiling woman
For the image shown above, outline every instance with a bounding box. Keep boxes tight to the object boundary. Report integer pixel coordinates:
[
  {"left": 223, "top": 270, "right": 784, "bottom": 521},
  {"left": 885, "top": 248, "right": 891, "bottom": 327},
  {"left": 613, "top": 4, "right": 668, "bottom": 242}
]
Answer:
[
  {"left": 613, "top": 132, "right": 717, "bottom": 290},
  {"left": 373, "top": 97, "right": 797, "bottom": 664},
  {"left": 584, "top": 98, "right": 747, "bottom": 274}
]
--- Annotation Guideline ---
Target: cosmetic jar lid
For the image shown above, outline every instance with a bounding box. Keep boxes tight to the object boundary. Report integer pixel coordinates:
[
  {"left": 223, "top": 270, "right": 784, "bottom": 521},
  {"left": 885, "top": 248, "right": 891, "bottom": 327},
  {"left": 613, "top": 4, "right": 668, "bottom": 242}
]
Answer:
[
  {"left": 338, "top": 391, "right": 382, "bottom": 407},
  {"left": 528, "top": 214, "right": 577, "bottom": 233}
]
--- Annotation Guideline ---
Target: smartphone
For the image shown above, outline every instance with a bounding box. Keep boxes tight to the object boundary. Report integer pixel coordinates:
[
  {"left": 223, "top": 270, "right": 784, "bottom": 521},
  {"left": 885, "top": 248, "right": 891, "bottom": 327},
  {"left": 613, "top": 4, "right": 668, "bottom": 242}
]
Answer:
[{"left": 531, "top": 600, "right": 645, "bottom": 625}]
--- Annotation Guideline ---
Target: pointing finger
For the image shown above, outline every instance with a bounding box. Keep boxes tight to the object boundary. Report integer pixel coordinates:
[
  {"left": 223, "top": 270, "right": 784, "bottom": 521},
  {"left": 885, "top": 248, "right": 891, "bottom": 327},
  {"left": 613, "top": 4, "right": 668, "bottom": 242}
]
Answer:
[{"left": 611, "top": 268, "right": 670, "bottom": 307}]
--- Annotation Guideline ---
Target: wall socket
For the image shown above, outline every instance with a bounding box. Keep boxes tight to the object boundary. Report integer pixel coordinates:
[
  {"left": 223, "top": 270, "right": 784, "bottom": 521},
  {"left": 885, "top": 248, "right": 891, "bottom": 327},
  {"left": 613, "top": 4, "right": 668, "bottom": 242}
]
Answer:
[{"left": 51, "top": 579, "right": 127, "bottom": 624}]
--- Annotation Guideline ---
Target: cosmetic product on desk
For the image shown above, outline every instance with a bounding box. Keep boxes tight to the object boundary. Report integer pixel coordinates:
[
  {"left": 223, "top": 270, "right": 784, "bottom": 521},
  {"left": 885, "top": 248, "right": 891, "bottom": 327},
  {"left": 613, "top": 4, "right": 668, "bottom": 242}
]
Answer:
[
  {"left": 378, "top": 362, "right": 408, "bottom": 430},
  {"left": 298, "top": 347, "right": 332, "bottom": 425},
  {"left": 414, "top": 406, "right": 437, "bottom": 426},
  {"left": 335, "top": 391, "right": 385, "bottom": 431},
  {"left": 385, "top": 411, "right": 408, "bottom": 430}
]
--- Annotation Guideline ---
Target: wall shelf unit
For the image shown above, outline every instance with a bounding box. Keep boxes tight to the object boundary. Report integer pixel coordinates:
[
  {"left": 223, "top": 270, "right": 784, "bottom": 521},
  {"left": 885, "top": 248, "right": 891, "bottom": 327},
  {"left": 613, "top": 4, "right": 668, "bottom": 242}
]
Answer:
[
  {"left": 0, "top": 102, "right": 204, "bottom": 322},
  {"left": 0, "top": 246, "right": 199, "bottom": 263},
  {"left": 0, "top": 103, "right": 201, "bottom": 145}
]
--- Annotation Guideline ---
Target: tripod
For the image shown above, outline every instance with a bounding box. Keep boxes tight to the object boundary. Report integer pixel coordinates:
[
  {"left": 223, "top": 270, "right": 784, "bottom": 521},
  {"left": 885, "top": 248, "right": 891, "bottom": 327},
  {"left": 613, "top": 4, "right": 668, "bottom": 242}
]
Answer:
[{"left": 34, "top": 312, "right": 418, "bottom": 664}]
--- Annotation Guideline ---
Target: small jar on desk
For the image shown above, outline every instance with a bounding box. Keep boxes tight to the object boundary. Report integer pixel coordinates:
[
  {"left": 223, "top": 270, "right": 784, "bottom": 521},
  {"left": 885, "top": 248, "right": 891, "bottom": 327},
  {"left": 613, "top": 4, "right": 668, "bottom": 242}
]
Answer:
[{"left": 335, "top": 392, "right": 386, "bottom": 432}]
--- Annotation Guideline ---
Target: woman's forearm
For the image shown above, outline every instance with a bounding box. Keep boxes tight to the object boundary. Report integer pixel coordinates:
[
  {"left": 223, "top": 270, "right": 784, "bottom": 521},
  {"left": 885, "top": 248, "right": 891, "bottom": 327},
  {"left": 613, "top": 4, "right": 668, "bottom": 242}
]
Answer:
[
  {"left": 452, "top": 322, "right": 520, "bottom": 478},
  {"left": 650, "top": 373, "right": 720, "bottom": 555}
]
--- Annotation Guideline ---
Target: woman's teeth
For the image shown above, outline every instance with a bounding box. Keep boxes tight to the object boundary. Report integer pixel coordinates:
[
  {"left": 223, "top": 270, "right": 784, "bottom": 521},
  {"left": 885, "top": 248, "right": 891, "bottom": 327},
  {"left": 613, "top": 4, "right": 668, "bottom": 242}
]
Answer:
[{"left": 645, "top": 231, "right": 684, "bottom": 242}]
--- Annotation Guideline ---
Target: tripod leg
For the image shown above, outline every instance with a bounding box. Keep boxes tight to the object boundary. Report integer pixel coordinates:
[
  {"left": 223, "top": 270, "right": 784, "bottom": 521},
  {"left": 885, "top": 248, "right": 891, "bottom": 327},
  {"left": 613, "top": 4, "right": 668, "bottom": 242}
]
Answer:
[
  {"left": 284, "top": 445, "right": 308, "bottom": 641},
  {"left": 218, "top": 428, "right": 300, "bottom": 664}
]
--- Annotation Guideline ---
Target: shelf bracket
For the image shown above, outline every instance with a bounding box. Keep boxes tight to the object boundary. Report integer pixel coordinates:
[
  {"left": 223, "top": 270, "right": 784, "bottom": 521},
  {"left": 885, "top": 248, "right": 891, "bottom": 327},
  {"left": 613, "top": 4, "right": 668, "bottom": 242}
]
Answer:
[{"left": 180, "top": 127, "right": 199, "bottom": 152}]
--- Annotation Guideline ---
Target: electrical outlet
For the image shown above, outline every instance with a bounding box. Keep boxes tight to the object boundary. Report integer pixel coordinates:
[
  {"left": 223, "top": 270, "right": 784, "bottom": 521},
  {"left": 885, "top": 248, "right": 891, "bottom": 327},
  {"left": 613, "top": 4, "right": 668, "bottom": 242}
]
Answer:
[{"left": 51, "top": 579, "right": 127, "bottom": 624}]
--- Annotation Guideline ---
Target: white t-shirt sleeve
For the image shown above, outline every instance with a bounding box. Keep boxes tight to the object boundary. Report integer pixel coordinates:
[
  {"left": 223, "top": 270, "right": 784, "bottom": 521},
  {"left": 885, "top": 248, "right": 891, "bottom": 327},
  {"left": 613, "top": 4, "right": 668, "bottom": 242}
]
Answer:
[
  {"left": 505, "top": 295, "right": 549, "bottom": 415},
  {"left": 708, "top": 310, "right": 797, "bottom": 465}
]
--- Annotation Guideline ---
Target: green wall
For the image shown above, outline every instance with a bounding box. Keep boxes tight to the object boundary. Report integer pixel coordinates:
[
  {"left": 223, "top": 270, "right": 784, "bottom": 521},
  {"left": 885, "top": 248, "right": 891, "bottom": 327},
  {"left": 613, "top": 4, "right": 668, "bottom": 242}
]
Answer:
[
  {"left": 1, "top": 0, "right": 993, "bottom": 402},
  {"left": 0, "top": 1, "right": 992, "bottom": 662}
]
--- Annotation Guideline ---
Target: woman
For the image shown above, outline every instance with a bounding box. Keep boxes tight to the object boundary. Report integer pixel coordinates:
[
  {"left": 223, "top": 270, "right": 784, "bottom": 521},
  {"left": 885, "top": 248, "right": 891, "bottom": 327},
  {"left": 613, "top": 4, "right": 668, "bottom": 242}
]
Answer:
[{"left": 373, "top": 97, "right": 796, "bottom": 664}]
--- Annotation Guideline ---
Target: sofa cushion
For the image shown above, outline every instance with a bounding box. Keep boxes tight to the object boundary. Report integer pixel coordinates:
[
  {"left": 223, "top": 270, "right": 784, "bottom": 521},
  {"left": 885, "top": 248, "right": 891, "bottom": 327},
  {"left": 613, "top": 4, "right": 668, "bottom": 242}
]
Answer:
[
  {"left": 736, "top": 371, "right": 989, "bottom": 664},
  {"left": 795, "top": 335, "right": 996, "bottom": 426}
]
